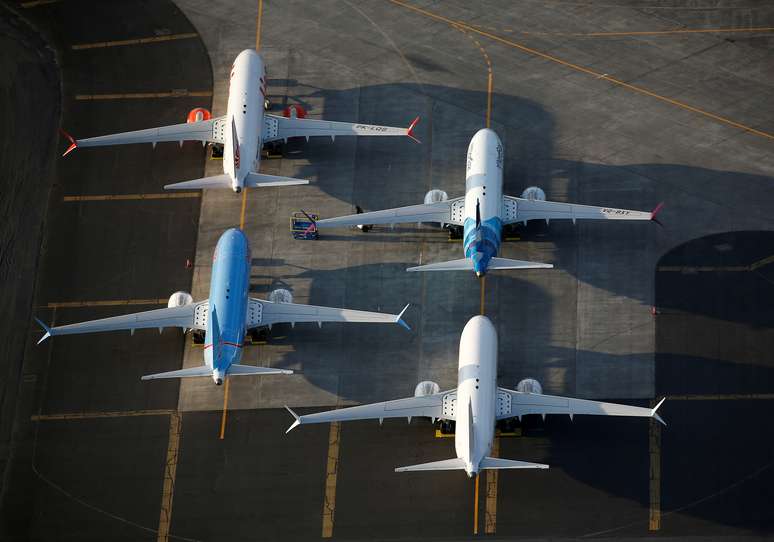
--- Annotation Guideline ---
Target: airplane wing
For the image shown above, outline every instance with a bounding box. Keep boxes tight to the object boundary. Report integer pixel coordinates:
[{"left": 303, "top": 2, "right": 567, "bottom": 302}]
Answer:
[
  {"left": 285, "top": 388, "right": 456, "bottom": 432},
  {"left": 496, "top": 387, "right": 666, "bottom": 425},
  {"left": 502, "top": 196, "right": 661, "bottom": 225},
  {"left": 35, "top": 300, "right": 208, "bottom": 343},
  {"left": 248, "top": 299, "right": 410, "bottom": 329},
  {"left": 264, "top": 114, "right": 420, "bottom": 143},
  {"left": 62, "top": 117, "right": 226, "bottom": 155},
  {"left": 316, "top": 197, "right": 465, "bottom": 228}
]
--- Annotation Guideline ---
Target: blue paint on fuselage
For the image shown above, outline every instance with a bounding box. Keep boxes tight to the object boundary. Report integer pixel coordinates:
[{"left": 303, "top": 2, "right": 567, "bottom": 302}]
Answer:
[
  {"left": 205, "top": 228, "right": 250, "bottom": 379},
  {"left": 463, "top": 217, "right": 502, "bottom": 275}
]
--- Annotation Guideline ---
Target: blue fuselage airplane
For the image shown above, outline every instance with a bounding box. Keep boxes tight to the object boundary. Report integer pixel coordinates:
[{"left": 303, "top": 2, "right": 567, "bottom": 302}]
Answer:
[{"left": 36, "top": 229, "right": 408, "bottom": 385}]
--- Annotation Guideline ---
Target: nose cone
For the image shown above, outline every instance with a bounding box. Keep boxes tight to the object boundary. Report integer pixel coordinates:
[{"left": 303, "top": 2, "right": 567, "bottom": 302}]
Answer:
[
  {"left": 217, "top": 228, "right": 248, "bottom": 251},
  {"left": 470, "top": 128, "right": 501, "bottom": 148}
]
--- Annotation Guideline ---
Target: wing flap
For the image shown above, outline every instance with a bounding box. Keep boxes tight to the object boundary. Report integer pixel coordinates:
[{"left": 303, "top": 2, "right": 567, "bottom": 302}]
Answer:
[
  {"left": 250, "top": 299, "right": 409, "bottom": 329},
  {"left": 395, "top": 458, "right": 466, "bottom": 472},
  {"left": 266, "top": 114, "right": 415, "bottom": 143},
  {"left": 285, "top": 390, "right": 454, "bottom": 432},
  {"left": 71, "top": 117, "right": 224, "bottom": 150},
  {"left": 503, "top": 196, "right": 653, "bottom": 225},
  {"left": 316, "top": 198, "right": 463, "bottom": 228},
  {"left": 244, "top": 172, "right": 309, "bottom": 188},
  {"left": 227, "top": 364, "right": 293, "bottom": 376},
  {"left": 36, "top": 301, "right": 206, "bottom": 342},
  {"left": 497, "top": 387, "right": 666, "bottom": 424}
]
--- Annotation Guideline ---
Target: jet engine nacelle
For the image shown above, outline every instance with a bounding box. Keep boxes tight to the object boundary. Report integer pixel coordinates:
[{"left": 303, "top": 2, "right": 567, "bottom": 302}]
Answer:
[
  {"left": 414, "top": 380, "right": 440, "bottom": 397},
  {"left": 424, "top": 189, "right": 448, "bottom": 205},
  {"left": 168, "top": 291, "right": 194, "bottom": 308},
  {"left": 267, "top": 288, "right": 293, "bottom": 304},
  {"left": 521, "top": 186, "right": 546, "bottom": 202},
  {"left": 187, "top": 108, "right": 212, "bottom": 123},
  {"left": 516, "top": 378, "right": 543, "bottom": 395},
  {"left": 283, "top": 104, "right": 306, "bottom": 119}
]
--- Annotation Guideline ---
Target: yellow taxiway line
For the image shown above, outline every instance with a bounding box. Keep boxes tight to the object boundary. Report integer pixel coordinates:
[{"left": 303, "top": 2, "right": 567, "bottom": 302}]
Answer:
[
  {"left": 388, "top": 0, "right": 774, "bottom": 141},
  {"left": 473, "top": 474, "right": 480, "bottom": 534},
  {"left": 480, "top": 276, "right": 486, "bottom": 315},
  {"left": 157, "top": 411, "right": 182, "bottom": 542},
  {"left": 322, "top": 421, "right": 342, "bottom": 538},
  {"left": 219, "top": 378, "right": 231, "bottom": 440},
  {"left": 75, "top": 91, "right": 212, "bottom": 101},
  {"left": 72, "top": 33, "right": 198, "bottom": 50},
  {"left": 31, "top": 409, "right": 174, "bottom": 421},
  {"left": 485, "top": 437, "right": 500, "bottom": 534},
  {"left": 63, "top": 193, "right": 200, "bottom": 202}
]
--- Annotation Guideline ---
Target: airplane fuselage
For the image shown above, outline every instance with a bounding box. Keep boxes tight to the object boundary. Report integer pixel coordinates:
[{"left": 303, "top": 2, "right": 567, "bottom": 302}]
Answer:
[
  {"left": 205, "top": 228, "right": 251, "bottom": 383},
  {"left": 454, "top": 315, "right": 498, "bottom": 477},
  {"left": 463, "top": 128, "right": 505, "bottom": 277},
  {"left": 224, "top": 49, "right": 267, "bottom": 192}
]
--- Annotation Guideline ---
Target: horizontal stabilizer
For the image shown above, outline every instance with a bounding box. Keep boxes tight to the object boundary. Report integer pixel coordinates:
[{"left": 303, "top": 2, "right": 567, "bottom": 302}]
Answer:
[
  {"left": 245, "top": 172, "right": 309, "bottom": 188},
  {"left": 164, "top": 175, "right": 231, "bottom": 190},
  {"left": 395, "top": 458, "right": 466, "bottom": 472},
  {"left": 228, "top": 364, "right": 293, "bottom": 376},
  {"left": 480, "top": 457, "right": 549, "bottom": 470},
  {"left": 487, "top": 257, "right": 553, "bottom": 270},
  {"left": 406, "top": 258, "right": 471, "bottom": 272},
  {"left": 141, "top": 366, "right": 212, "bottom": 380}
]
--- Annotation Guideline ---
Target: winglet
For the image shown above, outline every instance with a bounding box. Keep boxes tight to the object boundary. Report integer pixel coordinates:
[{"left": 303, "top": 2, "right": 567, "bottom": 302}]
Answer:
[
  {"left": 60, "top": 128, "right": 78, "bottom": 157},
  {"left": 651, "top": 397, "right": 667, "bottom": 426},
  {"left": 650, "top": 202, "right": 665, "bottom": 226},
  {"left": 34, "top": 317, "right": 52, "bottom": 344},
  {"left": 406, "top": 116, "right": 421, "bottom": 144},
  {"left": 396, "top": 304, "right": 411, "bottom": 331},
  {"left": 284, "top": 405, "right": 301, "bottom": 433}
]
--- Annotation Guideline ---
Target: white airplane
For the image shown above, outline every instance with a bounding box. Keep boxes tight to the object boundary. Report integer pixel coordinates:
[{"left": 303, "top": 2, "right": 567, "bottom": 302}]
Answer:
[
  {"left": 61, "top": 49, "right": 420, "bottom": 193},
  {"left": 313, "top": 128, "right": 663, "bottom": 276},
  {"left": 35, "top": 228, "right": 410, "bottom": 385},
  {"left": 286, "top": 315, "right": 665, "bottom": 477}
]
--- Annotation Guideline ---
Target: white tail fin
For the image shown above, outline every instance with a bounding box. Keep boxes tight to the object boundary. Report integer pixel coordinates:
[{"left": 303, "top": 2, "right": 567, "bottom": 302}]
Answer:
[
  {"left": 395, "top": 458, "right": 467, "bottom": 472},
  {"left": 406, "top": 257, "right": 552, "bottom": 272},
  {"left": 244, "top": 172, "right": 309, "bottom": 188},
  {"left": 487, "top": 257, "right": 553, "bottom": 270},
  {"left": 141, "top": 366, "right": 212, "bottom": 380},
  {"left": 228, "top": 364, "right": 293, "bottom": 376},
  {"left": 480, "top": 457, "right": 549, "bottom": 470},
  {"left": 164, "top": 174, "right": 232, "bottom": 190}
]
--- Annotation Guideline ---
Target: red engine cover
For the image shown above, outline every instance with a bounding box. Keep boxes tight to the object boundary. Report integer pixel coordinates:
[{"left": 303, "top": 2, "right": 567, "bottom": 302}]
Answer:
[
  {"left": 187, "top": 108, "right": 212, "bottom": 123},
  {"left": 282, "top": 104, "right": 306, "bottom": 119}
]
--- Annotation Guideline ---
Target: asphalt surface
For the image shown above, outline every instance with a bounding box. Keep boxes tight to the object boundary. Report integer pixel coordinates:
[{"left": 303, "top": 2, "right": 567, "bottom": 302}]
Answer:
[{"left": 2, "top": 0, "right": 774, "bottom": 540}]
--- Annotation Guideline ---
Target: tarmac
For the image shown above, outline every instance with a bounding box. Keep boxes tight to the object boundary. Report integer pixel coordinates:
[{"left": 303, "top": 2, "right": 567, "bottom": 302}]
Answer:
[{"left": 2, "top": 0, "right": 774, "bottom": 540}]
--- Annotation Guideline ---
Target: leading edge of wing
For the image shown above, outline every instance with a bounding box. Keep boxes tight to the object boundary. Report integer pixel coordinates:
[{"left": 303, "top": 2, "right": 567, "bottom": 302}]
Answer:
[{"left": 315, "top": 201, "right": 457, "bottom": 228}]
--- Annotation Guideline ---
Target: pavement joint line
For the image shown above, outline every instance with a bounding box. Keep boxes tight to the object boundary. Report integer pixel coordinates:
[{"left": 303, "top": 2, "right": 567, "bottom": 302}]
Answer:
[
  {"left": 63, "top": 193, "right": 200, "bottom": 202},
  {"left": 20, "top": 0, "right": 58, "bottom": 7},
  {"left": 388, "top": 0, "right": 774, "bottom": 141},
  {"left": 668, "top": 393, "right": 774, "bottom": 400},
  {"left": 239, "top": 188, "right": 249, "bottom": 230},
  {"left": 658, "top": 252, "right": 774, "bottom": 272},
  {"left": 44, "top": 299, "right": 167, "bottom": 308},
  {"left": 75, "top": 91, "right": 213, "bottom": 100},
  {"left": 485, "top": 436, "right": 500, "bottom": 534},
  {"left": 322, "top": 421, "right": 341, "bottom": 538},
  {"left": 72, "top": 33, "right": 198, "bottom": 50},
  {"left": 219, "top": 378, "right": 230, "bottom": 439},
  {"left": 31, "top": 409, "right": 175, "bottom": 421},
  {"left": 649, "top": 400, "right": 661, "bottom": 531},
  {"left": 157, "top": 411, "right": 182, "bottom": 542}
]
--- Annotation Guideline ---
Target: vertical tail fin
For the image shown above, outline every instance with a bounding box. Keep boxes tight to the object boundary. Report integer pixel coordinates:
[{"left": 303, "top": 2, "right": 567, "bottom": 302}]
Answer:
[
  {"left": 231, "top": 117, "right": 241, "bottom": 172},
  {"left": 209, "top": 307, "right": 222, "bottom": 361},
  {"left": 467, "top": 398, "right": 475, "bottom": 462}
]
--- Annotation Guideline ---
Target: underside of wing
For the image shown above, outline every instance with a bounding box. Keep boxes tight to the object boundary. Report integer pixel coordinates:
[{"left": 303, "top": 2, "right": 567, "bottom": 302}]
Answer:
[
  {"left": 36, "top": 301, "right": 207, "bottom": 343},
  {"left": 496, "top": 387, "right": 665, "bottom": 425},
  {"left": 68, "top": 116, "right": 225, "bottom": 152},
  {"left": 265, "top": 114, "right": 417, "bottom": 143},
  {"left": 248, "top": 299, "right": 409, "bottom": 329},
  {"left": 285, "top": 389, "right": 455, "bottom": 432},
  {"left": 502, "top": 196, "right": 654, "bottom": 225},
  {"left": 316, "top": 198, "right": 464, "bottom": 228}
]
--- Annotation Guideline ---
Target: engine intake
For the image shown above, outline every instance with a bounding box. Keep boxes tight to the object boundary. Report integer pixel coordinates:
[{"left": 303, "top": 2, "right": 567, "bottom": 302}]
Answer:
[
  {"left": 516, "top": 378, "right": 543, "bottom": 395},
  {"left": 521, "top": 186, "right": 546, "bottom": 201},
  {"left": 267, "top": 288, "right": 293, "bottom": 304},
  {"left": 187, "top": 108, "right": 212, "bottom": 123},
  {"left": 168, "top": 291, "right": 193, "bottom": 308},
  {"left": 414, "top": 380, "right": 440, "bottom": 397},
  {"left": 424, "top": 189, "right": 448, "bottom": 205}
]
